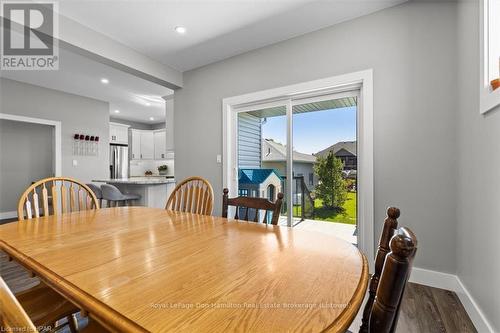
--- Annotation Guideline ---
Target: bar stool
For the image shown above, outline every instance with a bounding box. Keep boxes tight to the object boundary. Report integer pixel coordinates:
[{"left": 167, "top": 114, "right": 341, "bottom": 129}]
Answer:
[
  {"left": 101, "top": 184, "right": 141, "bottom": 207},
  {"left": 86, "top": 183, "right": 103, "bottom": 208}
]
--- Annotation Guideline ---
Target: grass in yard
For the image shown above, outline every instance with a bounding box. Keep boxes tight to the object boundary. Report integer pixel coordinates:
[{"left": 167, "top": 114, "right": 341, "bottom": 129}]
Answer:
[{"left": 314, "top": 192, "right": 357, "bottom": 224}]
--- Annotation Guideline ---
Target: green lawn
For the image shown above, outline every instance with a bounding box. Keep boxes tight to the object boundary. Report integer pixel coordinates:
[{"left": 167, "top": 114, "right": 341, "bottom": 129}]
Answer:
[
  {"left": 314, "top": 192, "right": 357, "bottom": 224},
  {"left": 292, "top": 192, "right": 357, "bottom": 225}
]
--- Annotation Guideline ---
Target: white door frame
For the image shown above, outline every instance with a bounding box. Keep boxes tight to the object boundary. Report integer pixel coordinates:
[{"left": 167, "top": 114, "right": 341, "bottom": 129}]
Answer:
[
  {"left": 222, "top": 69, "right": 374, "bottom": 265},
  {"left": 0, "top": 113, "right": 62, "bottom": 176}
]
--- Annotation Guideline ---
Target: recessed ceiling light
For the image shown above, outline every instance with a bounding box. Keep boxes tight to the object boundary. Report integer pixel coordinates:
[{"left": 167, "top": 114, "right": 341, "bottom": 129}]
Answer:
[
  {"left": 145, "top": 102, "right": 151, "bottom": 106},
  {"left": 149, "top": 117, "right": 155, "bottom": 121},
  {"left": 114, "top": 109, "right": 120, "bottom": 113},
  {"left": 101, "top": 78, "right": 109, "bottom": 84},
  {"left": 174, "top": 26, "right": 186, "bottom": 34}
]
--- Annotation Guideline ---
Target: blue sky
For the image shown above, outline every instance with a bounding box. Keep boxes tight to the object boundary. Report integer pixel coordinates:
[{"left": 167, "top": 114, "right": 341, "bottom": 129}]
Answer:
[{"left": 261, "top": 106, "right": 356, "bottom": 154}]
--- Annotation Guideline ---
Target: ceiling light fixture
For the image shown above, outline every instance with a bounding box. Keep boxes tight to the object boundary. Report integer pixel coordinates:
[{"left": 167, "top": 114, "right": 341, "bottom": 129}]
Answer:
[
  {"left": 145, "top": 102, "right": 151, "bottom": 106},
  {"left": 100, "top": 78, "right": 109, "bottom": 84},
  {"left": 174, "top": 26, "right": 186, "bottom": 34},
  {"left": 149, "top": 117, "right": 155, "bottom": 121},
  {"left": 114, "top": 110, "right": 120, "bottom": 113}
]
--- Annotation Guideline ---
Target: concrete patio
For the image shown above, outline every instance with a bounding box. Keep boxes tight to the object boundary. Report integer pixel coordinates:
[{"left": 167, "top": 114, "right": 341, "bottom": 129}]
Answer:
[{"left": 279, "top": 217, "right": 357, "bottom": 245}]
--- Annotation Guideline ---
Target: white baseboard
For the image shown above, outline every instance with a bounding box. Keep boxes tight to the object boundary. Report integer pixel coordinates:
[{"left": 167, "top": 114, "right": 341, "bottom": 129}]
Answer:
[
  {"left": 411, "top": 267, "right": 495, "bottom": 333},
  {"left": 410, "top": 267, "right": 461, "bottom": 291},
  {"left": 454, "top": 277, "right": 495, "bottom": 333},
  {"left": 0, "top": 211, "right": 17, "bottom": 220}
]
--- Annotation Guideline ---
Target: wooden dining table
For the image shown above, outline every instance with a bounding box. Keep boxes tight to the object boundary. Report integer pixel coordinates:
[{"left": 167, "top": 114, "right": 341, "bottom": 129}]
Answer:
[{"left": 0, "top": 207, "right": 368, "bottom": 332}]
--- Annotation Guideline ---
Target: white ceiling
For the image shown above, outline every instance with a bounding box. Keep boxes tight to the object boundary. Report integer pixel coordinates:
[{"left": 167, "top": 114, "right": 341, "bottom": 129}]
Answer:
[
  {"left": 1, "top": 0, "right": 406, "bottom": 124},
  {"left": 0, "top": 45, "right": 172, "bottom": 124},
  {"left": 58, "top": 0, "right": 407, "bottom": 72}
]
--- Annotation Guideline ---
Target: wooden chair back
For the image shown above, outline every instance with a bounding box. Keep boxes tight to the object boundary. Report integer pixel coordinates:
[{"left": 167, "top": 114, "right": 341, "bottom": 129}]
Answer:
[
  {"left": 366, "top": 227, "right": 417, "bottom": 333},
  {"left": 165, "top": 177, "right": 214, "bottom": 215},
  {"left": 0, "top": 276, "right": 38, "bottom": 333},
  {"left": 222, "top": 188, "right": 284, "bottom": 225},
  {"left": 17, "top": 177, "right": 100, "bottom": 220},
  {"left": 360, "top": 207, "right": 400, "bottom": 332}
]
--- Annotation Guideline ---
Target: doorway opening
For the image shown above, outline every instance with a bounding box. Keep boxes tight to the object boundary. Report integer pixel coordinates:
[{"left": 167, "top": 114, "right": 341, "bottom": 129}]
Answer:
[
  {"left": 223, "top": 71, "right": 373, "bottom": 261},
  {"left": 236, "top": 94, "right": 357, "bottom": 244},
  {"left": 0, "top": 114, "right": 61, "bottom": 221}
]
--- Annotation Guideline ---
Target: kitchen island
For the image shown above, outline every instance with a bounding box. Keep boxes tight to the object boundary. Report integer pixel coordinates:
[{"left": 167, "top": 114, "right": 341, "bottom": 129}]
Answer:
[{"left": 92, "top": 177, "right": 176, "bottom": 208}]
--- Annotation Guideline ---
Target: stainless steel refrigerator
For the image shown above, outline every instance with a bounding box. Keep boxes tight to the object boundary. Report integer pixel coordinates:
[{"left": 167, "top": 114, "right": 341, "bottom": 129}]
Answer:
[{"left": 110, "top": 144, "right": 129, "bottom": 179}]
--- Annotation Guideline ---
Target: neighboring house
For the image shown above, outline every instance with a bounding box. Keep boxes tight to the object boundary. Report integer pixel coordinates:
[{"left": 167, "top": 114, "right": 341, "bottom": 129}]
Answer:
[
  {"left": 262, "top": 139, "right": 317, "bottom": 190},
  {"left": 238, "top": 168, "right": 283, "bottom": 201},
  {"left": 315, "top": 141, "right": 357, "bottom": 178}
]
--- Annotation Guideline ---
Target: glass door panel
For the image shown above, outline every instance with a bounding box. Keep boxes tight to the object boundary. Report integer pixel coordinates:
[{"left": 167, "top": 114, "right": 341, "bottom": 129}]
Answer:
[
  {"left": 236, "top": 104, "right": 288, "bottom": 224},
  {"left": 292, "top": 96, "right": 358, "bottom": 244}
]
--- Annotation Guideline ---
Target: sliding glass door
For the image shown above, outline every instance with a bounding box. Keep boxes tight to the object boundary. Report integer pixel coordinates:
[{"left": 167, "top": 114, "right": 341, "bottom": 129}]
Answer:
[{"left": 233, "top": 90, "right": 359, "bottom": 241}]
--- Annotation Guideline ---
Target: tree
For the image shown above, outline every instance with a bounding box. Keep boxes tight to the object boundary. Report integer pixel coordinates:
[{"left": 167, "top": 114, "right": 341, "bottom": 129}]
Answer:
[{"left": 314, "top": 152, "right": 347, "bottom": 209}]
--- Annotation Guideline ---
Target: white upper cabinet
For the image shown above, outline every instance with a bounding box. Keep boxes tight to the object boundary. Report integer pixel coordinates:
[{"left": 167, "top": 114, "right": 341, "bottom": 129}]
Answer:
[
  {"left": 140, "top": 131, "right": 154, "bottom": 159},
  {"left": 131, "top": 130, "right": 141, "bottom": 159},
  {"left": 154, "top": 129, "right": 166, "bottom": 159},
  {"left": 109, "top": 123, "right": 129, "bottom": 144},
  {"left": 130, "top": 128, "right": 169, "bottom": 160}
]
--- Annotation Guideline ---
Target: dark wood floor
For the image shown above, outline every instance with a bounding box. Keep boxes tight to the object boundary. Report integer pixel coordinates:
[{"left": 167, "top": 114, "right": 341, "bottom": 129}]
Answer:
[
  {"left": 396, "top": 282, "right": 476, "bottom": 333},
  {"left": 0, "top": 251, "right": 477, "bottom": 333}
]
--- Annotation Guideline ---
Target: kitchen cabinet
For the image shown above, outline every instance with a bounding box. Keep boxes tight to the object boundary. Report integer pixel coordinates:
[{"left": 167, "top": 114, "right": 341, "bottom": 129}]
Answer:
[
  {"left": 140, "top": 131, "right": 154, "bottom": 159},
  {"left": 109, "top": 122, "right": 129, "bottom": 144},
  {"left": 131, "top": 130, "right": 141, "bottom": 159},
  {"left": 131, "top": 129, "right": 154, "bottom": 160},
  {"left": 131, "top": 129, "right": 169, "bottom": 160},
  {"left": 154, "top": 129, "right": 166, "bottom": 159}
]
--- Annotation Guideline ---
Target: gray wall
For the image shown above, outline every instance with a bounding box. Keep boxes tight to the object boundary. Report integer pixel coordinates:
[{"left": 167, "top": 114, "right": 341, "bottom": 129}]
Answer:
[
  {"left": 110, "top": 117, "right": 165, "bottom": 131},
  {"left": 0, "top": 78, "right": 109, "bottom": 185},
  {"left": 0, "top": 120, "right": 54, "bottom": 212},
  {"left": 175, "top": 1, "right": 458, "bottom": 273},
  {"left": 457, "top": 1, "right": 499, "bottom": 331},
  {"left": 151, "top": 122, "right": 166, "bottom": 130},
  {"left": 110, "top": 117, "right": 152, "bottom": 130}
]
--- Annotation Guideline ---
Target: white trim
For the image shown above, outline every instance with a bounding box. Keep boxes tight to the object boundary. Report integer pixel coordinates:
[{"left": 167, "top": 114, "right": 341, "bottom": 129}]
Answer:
[
  {"left": 222, "top": 69, "right": 374, "bottom": 266},
  {"left": 0, "top": 211, "right": 17, "bottom": 220},
  {"left": 410, "top": 267, "right": 461, "bottom": 290},
  {"left": 479, "top": 0, "right": 500, "bottom": 114},
  {"left": 455, "top": 277, "right": 495, "bottom": 333},
  {"left": 286, "top": 99, "right": 293, "bottom": 227},
  {"left": 0, "top": 113, "right": 62, "bottom": 176},
  {"left": 410, "top": 267, "right": 495, "bottom": 333}
]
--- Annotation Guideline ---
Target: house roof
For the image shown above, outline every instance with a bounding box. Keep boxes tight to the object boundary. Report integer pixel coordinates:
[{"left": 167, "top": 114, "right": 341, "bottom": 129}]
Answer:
[
  {"left": 262, "top": 139, "right": 317, "bottom": 163},
  {"left": 239, "top": 168, "right": 283, "bottom": 185},
  {"left": 315, "top": 141, "right": 357, "bottom": 158}
]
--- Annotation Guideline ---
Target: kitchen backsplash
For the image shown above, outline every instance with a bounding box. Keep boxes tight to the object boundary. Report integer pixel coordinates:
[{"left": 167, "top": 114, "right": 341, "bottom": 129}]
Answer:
[{"left": 130, "top": 159, "right": 174, "bottom": 177}]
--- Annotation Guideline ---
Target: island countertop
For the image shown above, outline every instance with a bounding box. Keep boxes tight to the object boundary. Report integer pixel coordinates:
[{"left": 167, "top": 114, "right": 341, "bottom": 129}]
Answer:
[{"left": 92, "top": 177, "right": 175, "bottom": 185}]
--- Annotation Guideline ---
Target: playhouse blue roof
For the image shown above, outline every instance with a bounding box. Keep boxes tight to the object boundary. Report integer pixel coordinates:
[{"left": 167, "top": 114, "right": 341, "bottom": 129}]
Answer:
[{"left": 238, "top": 169, "right": 283, "bottom": 185}]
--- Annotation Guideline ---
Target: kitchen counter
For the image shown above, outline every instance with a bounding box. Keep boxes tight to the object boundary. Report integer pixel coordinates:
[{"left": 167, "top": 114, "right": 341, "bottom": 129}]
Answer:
[
  {"left": 93, "top": 177, "right": 175, "bottom": 185},
  {"left": 92, "top": 178, "right": 176, "bottom": 208}
]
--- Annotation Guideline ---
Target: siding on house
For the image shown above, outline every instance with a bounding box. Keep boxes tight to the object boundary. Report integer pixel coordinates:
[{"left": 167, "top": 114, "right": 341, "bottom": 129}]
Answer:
[{"left": 238, "top": 113, "right": 261, "bottom": 168}]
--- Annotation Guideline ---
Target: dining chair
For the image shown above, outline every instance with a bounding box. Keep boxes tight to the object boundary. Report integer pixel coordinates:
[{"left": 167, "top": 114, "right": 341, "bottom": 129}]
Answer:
[
  {"left": 17, "top": 177, "right": 100, "bottom": 220},
  {"left": 222, "top": 188, "right": 284, "bottom": 225},
  {"left": 166, "top": 176, "right": 214, "bottom": 215},
  {"left": 0, "top": 276, "right": 108, "bottom": 333},
  {"left": 359, "top": 207, "right": 418, "bottom": 333},
  {"left": 14, "top": 176, "right": 100, "bottom": 331},
  {"left": 0, "top": 276, "right": 37, "bottom": 332}
]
